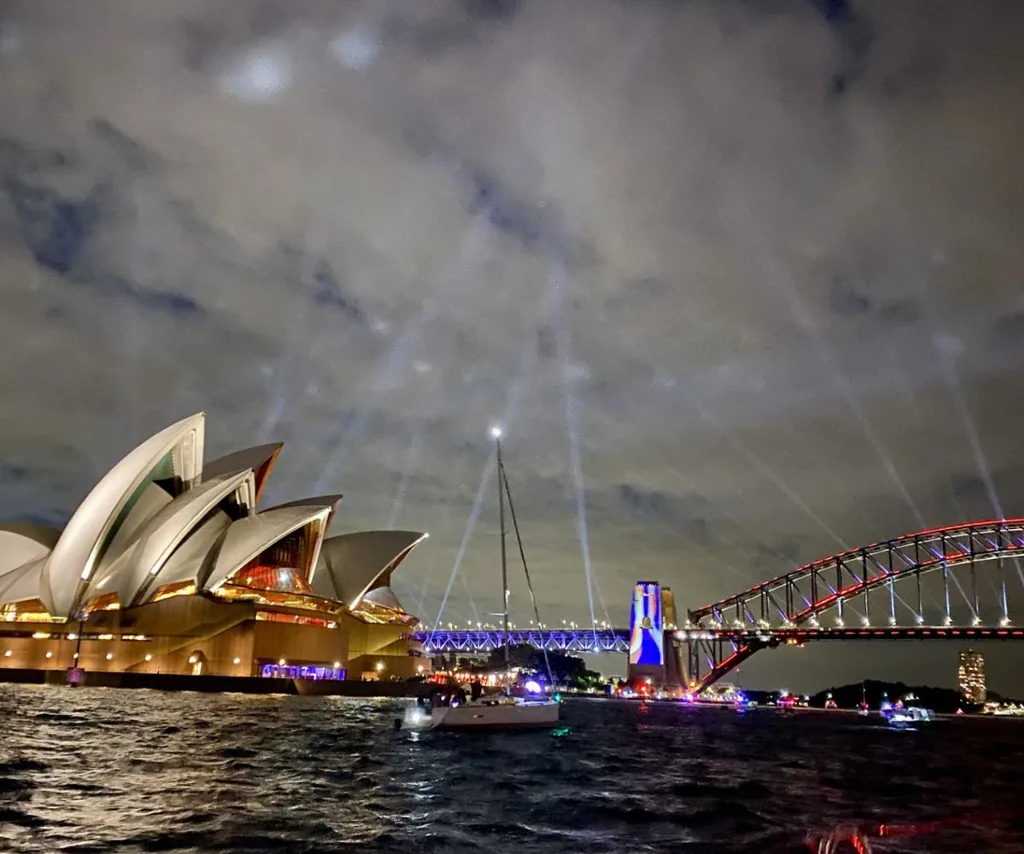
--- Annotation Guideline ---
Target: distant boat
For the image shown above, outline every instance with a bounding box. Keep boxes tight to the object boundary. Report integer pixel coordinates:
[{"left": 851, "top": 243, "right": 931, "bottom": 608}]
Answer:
[
  {"left": 882, "top": 705, "right": 932, "bottom": 729},
  {"left": 428, "top": 427, "right": 559, "bottom": 732},
  {"left": 858, "top": 682, "right": 869, "bottom": 716}
]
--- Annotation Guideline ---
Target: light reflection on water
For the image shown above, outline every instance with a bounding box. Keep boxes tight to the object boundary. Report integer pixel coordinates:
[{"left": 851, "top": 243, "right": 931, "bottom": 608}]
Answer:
[{"left": 0, "top": 686, "right": 1022, "bottom": 853}]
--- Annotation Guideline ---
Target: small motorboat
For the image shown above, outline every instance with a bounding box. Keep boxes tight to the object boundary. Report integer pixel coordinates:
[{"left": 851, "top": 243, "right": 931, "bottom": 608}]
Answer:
[{"left": 882, "top": 705, "right": 932, "bottom": 729}]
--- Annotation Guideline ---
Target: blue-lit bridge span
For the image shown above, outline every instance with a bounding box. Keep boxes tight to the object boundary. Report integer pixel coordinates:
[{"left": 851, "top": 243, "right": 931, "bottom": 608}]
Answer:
[
  {"left": 417, "top": 629, "right": 630, "bottom": 654},
  {"left": 415, "top": 624, "right": 1024, "bottom": 656}
]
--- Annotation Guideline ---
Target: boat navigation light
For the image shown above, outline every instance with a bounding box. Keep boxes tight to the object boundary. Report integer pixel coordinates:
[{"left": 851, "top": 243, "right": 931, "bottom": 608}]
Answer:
[{"left": 490, "top": 424, "right": 503, "bottom": 439}]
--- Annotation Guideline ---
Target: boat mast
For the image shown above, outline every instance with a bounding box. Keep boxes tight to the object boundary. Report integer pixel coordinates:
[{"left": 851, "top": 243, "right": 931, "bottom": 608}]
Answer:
[
  {"left": 493, "top": 426, "right": 510, "bottom": 668},
  {"left": 501, "top": 458, "right": 554, "bottom": 687}
]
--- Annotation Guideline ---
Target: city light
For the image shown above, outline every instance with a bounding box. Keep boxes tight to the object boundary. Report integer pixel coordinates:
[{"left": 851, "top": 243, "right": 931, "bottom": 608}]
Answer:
[
  {"left": 489, "top": 424, "right": 502, "bottom": 439},
  {"left": 959, "top": 649, "right": 986, "bottom": 704}
]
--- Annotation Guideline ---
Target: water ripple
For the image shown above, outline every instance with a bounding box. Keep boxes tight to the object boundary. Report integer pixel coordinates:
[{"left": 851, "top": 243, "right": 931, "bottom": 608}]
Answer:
[{"left": 1, "top": 687, "right": 1023, "bottom": 852}]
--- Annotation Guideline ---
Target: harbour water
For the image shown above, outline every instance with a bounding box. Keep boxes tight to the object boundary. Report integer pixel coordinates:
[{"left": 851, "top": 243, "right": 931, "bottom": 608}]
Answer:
[{"left": 1, "top": 685, "right": 1022, "bottom": 853}]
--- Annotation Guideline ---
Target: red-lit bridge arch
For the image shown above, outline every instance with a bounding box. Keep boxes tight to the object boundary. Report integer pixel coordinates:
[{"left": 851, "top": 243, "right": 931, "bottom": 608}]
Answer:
[{"left": 683, "top": 518, "right": 1024, "bottom": 691}]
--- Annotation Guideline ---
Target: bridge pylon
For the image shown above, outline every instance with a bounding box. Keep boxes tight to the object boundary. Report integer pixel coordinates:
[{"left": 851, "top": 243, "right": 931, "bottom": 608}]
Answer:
[{"left": 625, "top": 581, "right": 687, "bottom": 691}]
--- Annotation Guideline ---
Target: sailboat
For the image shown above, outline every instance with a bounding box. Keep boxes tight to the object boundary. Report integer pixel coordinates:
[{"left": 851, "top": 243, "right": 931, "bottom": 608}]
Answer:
[{"left": 428, "top": 426, "right": 561, "bottom": 731}]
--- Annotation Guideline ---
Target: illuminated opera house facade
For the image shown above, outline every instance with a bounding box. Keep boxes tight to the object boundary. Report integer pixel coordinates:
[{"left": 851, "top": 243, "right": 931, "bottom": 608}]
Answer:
[{"left": 0, "top": 414, "right": 431, "bottom": 684}]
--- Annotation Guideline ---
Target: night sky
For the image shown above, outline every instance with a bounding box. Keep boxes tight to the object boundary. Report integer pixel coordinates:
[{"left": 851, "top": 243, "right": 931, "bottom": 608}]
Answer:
[{"left": 2, "top": 0, "right": 1023, "bottom": 694}]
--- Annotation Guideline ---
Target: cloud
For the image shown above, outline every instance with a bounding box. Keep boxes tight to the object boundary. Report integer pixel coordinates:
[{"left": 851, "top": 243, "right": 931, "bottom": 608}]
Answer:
[
  {"left": 827, "top": 274, "right": 873, "bottom": 318},
  {"left": 464, "top": 0, "right": 521, "bottom": 22},
  {"left": 281, "top": 245, "right": 367, "bottom": 323},
  {"left": 217, "top": 41, "right": 294, "bottom": 102},
  {"left": 329, "top": 28, "right": 381, "bottom": 71},
  {"left": 0, "top": 460, "right": 30, "bottom": 483},
  {"left": 809, "top": 0, "right": 874, "bottom": 97},
  {"left": 616, "top": 484, "right": 713, "bottom": 544},
  {"left": 1, "top": 0, "right": 1024, "bottom": 694},
  {"left": 4, "top": 176, "right": 103, "bottom": 274}
]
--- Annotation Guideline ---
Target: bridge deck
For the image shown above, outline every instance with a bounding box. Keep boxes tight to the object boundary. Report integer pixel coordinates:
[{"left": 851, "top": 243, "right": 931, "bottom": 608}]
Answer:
[{"left": 415, "top": 624, "right": 1024, "bottom": 654}]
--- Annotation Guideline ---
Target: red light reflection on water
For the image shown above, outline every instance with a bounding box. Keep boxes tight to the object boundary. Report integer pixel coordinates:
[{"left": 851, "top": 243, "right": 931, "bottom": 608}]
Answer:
[{"left": 791, "top": 809, "right": 1008, "bottom": 854}]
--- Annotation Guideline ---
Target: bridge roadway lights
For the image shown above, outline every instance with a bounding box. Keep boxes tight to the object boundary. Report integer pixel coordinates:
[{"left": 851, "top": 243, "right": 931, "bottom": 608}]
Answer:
[
  {"left": 674, "top": 626, "right": 1024, "bottom": 642},
  {"left": 414, "top": 624, "right": 1024, "bottom": 656},
  {"left": 414, "top": 628, "right": 631, "bottom": 654}
]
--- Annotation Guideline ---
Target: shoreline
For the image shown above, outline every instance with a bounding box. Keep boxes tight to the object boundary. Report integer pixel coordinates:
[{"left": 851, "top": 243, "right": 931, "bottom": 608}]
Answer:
[
  {"left": 0, "top": 667, "right": 414, "bottom": 697},
  {"left": 4, "top": 671, "right": 1021, "bottom": 721},
  {"left": 569, "top": 693, "right": 1024, "bottom": 721}
]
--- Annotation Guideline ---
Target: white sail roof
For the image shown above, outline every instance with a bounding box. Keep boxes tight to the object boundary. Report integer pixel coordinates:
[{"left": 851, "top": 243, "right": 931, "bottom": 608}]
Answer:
[
  {"left": 0, "top": 524, "right": 60, "bottom": 578},
  {"left": 0, "top": 557, "right": 52, "bottom": 613},
  {"left": 42, "top": 413, "right": 205, "bottom": 618},
  {"left": 140, "top": 510, "right": 233, "bottom": 599},
  {"left": 0, "top": 415, "right": 432, "bottom": 620},
  {"left": 204, "top": 505, "right": 333, "bottom": 593},
  {"left": 85, "top": 470, "right": 256, "bottom": 607},
  {"left": 312, "top": 531, "right": 428, "bottom": 608}
]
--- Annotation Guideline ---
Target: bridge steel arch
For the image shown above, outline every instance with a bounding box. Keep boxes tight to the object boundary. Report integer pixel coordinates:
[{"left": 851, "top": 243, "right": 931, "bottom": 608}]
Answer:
[{"left": 684, "top": 519, "right": 1024, "bottom": 692}]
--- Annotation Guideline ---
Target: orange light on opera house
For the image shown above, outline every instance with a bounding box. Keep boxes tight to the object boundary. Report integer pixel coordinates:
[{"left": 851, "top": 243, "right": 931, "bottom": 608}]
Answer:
[{"left": 0, "top": 413, "right": 431, "bottom": 686}]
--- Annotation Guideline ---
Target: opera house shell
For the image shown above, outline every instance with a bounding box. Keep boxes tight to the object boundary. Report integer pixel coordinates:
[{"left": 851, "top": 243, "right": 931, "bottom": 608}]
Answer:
[{"left": 0, "top": 413, "right": 431, "bottom": 684}]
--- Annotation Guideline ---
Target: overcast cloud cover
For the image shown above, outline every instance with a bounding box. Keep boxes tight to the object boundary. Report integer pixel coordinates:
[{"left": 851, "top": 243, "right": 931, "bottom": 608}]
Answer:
[{"left": 1, "top": 0, "right": 1023, "bottom": 692}]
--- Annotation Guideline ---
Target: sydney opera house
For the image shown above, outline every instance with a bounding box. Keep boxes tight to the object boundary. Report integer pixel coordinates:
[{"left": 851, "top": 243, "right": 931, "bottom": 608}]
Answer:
[{"left": 0, "top": 413, "right": 431, "bottom": 684}]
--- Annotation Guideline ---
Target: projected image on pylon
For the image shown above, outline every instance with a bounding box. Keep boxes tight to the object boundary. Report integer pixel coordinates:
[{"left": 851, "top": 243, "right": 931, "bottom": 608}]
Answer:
[{"left": 629, "top": 581, "right": 664, "bottom": 666}]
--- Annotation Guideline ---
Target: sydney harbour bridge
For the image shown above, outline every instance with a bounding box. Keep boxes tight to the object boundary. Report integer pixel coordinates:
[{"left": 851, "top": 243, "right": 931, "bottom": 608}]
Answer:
[{"left": 414, "top": 518, "right": 1024, "bottom": 691}]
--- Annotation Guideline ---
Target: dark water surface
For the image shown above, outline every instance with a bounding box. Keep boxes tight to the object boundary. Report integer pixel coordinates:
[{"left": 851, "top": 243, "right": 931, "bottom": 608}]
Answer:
[{"left": 1, "top": 686, "right": 1023, "bottom": 853}]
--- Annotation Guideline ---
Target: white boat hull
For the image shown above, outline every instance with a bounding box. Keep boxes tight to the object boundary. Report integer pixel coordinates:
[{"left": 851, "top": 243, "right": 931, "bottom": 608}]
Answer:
[
  {"left": 883, "top": 706, "right": 932, "bottom": 728},
  {"left": 429, "top": 699, "right": 560, "bottom": 731}
]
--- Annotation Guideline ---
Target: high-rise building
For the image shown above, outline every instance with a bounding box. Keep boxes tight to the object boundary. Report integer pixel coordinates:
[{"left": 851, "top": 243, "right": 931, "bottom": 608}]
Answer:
[{"left": 958, "top": 649, "right": 986, "bottom": 704}]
